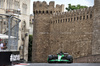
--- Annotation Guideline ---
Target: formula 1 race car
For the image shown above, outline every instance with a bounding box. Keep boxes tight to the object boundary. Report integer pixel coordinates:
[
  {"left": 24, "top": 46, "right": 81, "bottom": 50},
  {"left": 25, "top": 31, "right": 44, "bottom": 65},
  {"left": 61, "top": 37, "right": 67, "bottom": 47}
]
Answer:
[{"left": 47, "top": 52, "right": 73, "bottom": 63}]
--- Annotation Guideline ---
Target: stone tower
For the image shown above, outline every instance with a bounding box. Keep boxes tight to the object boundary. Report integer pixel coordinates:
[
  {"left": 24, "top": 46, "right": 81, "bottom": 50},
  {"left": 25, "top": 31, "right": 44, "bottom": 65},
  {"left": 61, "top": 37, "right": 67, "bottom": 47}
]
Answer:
[
  {"left": 92, "top": 0, "right": 100, "bottom": 55},
  {"left": 32, "top": 1, "right": 64, "bottom": 62}
]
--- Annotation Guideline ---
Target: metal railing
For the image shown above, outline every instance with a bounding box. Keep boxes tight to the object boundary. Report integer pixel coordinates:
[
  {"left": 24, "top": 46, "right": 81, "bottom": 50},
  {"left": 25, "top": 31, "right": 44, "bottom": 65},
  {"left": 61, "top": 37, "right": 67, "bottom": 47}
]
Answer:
[{"left": 0, "top": 14, "right": 21, "bottom": 51}]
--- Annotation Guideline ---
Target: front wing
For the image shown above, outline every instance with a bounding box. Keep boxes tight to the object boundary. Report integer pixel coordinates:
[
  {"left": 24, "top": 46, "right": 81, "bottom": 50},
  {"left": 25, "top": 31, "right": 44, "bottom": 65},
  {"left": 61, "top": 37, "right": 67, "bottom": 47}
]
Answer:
[{"left": 48, "top": 59, "right": 70, "bottom": 62}]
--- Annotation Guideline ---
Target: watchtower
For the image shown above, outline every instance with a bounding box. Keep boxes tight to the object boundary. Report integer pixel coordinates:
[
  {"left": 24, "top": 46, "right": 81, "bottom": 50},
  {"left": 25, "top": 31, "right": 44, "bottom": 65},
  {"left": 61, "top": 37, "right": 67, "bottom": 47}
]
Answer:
[
  {"left": 32, "top": 1, "right": 64, "bottom": 62},
  {"left": 92, "top": 0, "right": 100, "bottom": 55}
]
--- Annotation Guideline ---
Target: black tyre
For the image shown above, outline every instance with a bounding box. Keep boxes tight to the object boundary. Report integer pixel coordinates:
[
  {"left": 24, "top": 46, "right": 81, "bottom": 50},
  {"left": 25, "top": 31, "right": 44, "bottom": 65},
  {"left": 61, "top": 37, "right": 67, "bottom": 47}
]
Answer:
[
  {"left": 52, "top": 55, "right": 58, "bottom": 59},
  {"left": 67, "top": 55, "right": 73, "bottom": 63},
  {"left": 48, "top": 55, "right": 53, "bottom": 63}
]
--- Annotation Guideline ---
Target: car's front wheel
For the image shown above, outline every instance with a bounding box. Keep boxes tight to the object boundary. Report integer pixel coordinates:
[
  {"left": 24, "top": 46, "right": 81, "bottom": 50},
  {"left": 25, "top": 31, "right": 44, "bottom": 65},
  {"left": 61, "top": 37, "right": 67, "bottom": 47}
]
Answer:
[
  {"left": 67, "top": 55, "right": 73, "bottom": 63},
  {"left": 48, "top": 55, "right": 53, "bottom": 63}
]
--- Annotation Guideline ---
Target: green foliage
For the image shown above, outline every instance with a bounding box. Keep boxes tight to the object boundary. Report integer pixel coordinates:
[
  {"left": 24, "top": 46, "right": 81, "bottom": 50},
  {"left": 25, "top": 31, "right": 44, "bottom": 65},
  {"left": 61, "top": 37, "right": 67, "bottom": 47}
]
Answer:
[
  {"left": 66, "top": 4, "right": 87, "bottom": 11},
  {"left": 28, "top": 35, "right": 33, "bottom": 62}
]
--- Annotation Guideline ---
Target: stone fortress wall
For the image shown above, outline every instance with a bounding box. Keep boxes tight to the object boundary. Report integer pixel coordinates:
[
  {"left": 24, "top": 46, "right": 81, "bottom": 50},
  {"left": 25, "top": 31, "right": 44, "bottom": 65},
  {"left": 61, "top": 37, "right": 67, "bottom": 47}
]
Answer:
[
  {"left": 50, "top": 7, "right": 93, "bottom": 58},
  {"left": 32, "top": 0, "right": 100, "bottom": 63}
]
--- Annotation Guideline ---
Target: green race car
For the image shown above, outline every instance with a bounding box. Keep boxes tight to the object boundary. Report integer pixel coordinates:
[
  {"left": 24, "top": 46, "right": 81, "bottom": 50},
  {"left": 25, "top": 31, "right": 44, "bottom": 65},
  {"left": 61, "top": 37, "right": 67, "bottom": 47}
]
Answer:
[{"left": 48, "top": 52, "right": 73, "bottom": 63}]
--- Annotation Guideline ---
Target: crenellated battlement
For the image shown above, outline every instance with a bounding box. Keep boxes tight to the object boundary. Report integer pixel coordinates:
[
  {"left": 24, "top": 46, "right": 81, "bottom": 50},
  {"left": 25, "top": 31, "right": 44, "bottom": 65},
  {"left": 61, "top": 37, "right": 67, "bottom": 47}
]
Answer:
[
  {"left": 33, "top": 1, "right": 64, "bottom": 14},
  {"left": 53, "top": 7, "right": 93, "bottom": 16},
  {"left": 51, "top": 7, "right": 93, "bottom": 24},
  {"left": 33, "top": 1, "right": 93, "bottom": 24}
]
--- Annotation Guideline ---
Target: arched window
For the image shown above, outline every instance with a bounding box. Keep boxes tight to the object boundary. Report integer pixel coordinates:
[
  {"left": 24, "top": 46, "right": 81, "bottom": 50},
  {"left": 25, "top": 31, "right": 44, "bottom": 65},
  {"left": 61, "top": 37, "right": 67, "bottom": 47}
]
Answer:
[
  {"left": 0, "top": 0, "right": 4, "bottom": 8},
  {"left": 43, "top": 11, "right": 44, "bottom": 13},
  {"left": 66, "top": 19, "right": 67, "bottom": 22},
  {"left": 87, "top": 15, "right": 88, "bottom": 19},
  {"left": 22, "top": 3, "right": 27, "bottom": 14},
  {"left": 56, "top": 20, "right": 57, "bottom": 23},
  {"left": 22, "top": 21, "right": 26, "bottom": 31},
  {"left": 7, "top": 0, "right": 13, "bottom": 9},
  {"left": 77, "top": 17, "right": 79, "bottom": 20},
  {"left": 83, "top": 16, "right": 85, "bottom": 20},
  {"left": 4, "top": 21, "right": 6, "bottom": 25},
  {"left": 50, "top": 11, "right": 52, "bottom": 14},
  {"left": 14, "top": 1, "right": 20, "bottom": 10},
  {"left": 36, "top": 11, "right": 38, "bottom": 14},
  {"left": 61, "top": 19, "right": 62, "bottom": 23},
  {"left": 74, "top": 17, "right": 75, "bottom": 21},
  {"left": 46, "top": 10, "right": 48, "bottom": 13},
  {"left": 39, "top": 11, "right": 41, "bottom": 13},
  {"left": 80, "top": 16, "right": 82, "bottom": 20},
  {"left": 90, "top": 14, "right": 92, "bottom": 18},
  {"left": 23, "top": 21, "right": 26, "bottom": 28},
  {"left": 33, "top": 11, "right": 35, "bottom": 14}
]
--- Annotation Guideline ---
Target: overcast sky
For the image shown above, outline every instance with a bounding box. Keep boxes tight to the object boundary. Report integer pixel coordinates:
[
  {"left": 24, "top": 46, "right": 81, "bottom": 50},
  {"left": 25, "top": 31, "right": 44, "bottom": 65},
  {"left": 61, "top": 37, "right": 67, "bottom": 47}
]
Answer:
[{"left": 30, "top": 0, "right": 94, "bottom": 14}]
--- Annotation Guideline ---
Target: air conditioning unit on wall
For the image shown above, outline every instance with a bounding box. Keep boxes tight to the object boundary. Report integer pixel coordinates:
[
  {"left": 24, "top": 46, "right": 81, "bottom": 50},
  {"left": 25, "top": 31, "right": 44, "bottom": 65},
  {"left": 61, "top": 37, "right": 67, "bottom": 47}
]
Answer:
[
  {"left": 6, "top": 9, "right": 21, "bottom": 15},
  {"left": 6, "top": 9, "right": 14, "bottom": 13}
]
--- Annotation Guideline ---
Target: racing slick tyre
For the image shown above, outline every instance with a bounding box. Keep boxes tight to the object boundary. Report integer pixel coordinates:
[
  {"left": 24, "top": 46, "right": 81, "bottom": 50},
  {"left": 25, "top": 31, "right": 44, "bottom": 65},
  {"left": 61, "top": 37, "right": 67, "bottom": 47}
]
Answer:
[
  {"left": 48, "top": 55, "right": 53, "bottom": 63},
  {"left": 67, "top": 55, "right": 73, "bottom": 63}
]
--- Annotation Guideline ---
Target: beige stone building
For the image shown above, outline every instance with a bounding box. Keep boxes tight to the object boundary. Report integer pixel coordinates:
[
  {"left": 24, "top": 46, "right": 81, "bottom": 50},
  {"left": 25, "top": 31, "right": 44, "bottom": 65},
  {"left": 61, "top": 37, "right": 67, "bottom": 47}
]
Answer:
[
  {"left": 29, "top": 14, "right": 34, "bottom": 35},
  {"left": 32, "top": 0, "right": 100, "bottom": 63},
  {"left": 0, "top": 0, "right": 30, "bottom": 61}
]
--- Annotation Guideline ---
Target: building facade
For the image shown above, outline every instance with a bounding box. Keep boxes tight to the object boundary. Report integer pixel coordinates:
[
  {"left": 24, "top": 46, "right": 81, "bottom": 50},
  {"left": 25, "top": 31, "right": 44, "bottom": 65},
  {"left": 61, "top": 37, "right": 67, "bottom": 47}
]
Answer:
[
  {"left": 29, "top": 14, "right": 34, "bottom": 35},
  {"left": 0, "top": 0, "right": 30, "bottom": 61},
  {"left": 32, "top": 0, "right": 100, "bottom": 63}
]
